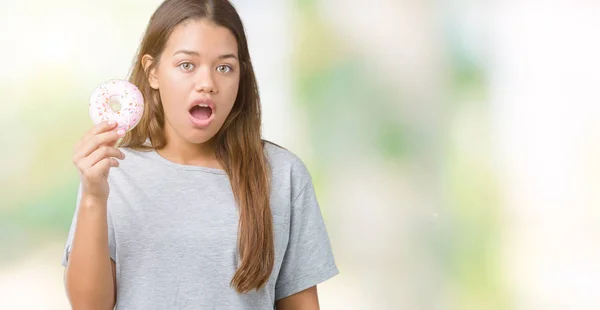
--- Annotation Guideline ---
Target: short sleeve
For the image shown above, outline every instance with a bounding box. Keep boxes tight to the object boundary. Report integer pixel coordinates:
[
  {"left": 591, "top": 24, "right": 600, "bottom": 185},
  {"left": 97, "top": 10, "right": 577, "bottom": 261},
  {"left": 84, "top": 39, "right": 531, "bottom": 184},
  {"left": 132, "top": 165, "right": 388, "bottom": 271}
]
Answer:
[
  {"left": 61, "top": 183, "right": 117, "bottom": 267},
  {"left": 274, "top": 176, "right": 339, "bottom": 300}
]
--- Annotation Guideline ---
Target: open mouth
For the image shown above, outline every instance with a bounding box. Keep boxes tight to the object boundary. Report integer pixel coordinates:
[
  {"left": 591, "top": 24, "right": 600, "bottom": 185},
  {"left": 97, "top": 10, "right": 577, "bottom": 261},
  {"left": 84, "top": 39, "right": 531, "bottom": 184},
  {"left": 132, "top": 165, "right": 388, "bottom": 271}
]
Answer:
[{"left": 189, "top": 103, "right": 213, "bottom": 121}]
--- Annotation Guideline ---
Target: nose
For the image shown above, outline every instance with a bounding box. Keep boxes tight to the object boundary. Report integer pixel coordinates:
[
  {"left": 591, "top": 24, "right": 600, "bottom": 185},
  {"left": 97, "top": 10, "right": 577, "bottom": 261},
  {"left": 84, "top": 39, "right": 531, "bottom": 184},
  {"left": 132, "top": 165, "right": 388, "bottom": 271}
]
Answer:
[{"left": 194, "top": 67, "right": 217, "bottom": 94}]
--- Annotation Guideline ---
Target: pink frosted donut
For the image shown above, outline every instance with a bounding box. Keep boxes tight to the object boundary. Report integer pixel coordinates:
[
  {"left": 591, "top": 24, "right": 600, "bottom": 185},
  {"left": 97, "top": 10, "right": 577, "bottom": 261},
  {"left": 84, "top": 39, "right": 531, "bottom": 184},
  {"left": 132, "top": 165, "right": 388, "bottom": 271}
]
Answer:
[{"left": 89, "top": 79, "right": 144, "bottom": 132}]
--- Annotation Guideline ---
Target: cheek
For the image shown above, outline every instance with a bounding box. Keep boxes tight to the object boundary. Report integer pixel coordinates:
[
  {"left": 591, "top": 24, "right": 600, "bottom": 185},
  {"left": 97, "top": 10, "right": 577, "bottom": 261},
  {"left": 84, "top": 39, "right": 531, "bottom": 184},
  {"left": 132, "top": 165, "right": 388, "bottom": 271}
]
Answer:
[
  {"left": 161, "top": 70, "right": 187, "bottom": 90},
  {"left": 159, "top": 72, "right": 189, "bottom": 108},
  {"left": 222, "top": 77, "right": 240, "bottom": 105}
]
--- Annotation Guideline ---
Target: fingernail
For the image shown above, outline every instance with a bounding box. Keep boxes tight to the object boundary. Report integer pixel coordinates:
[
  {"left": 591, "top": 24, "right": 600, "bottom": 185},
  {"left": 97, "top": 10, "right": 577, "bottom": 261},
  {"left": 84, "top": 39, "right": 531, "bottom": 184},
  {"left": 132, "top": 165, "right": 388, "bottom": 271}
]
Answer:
[
  {"left": 108, "top": 120, "right": 115, "bottom": 126},
  {"left": 117, "top": 129, "right": 125, "bottom": 136}
]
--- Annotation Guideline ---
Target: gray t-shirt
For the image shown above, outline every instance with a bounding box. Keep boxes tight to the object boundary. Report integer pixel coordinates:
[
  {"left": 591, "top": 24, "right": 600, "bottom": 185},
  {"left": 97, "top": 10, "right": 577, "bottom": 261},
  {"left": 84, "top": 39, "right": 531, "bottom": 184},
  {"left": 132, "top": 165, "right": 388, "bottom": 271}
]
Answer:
[{"left": 62, "top": 142, "right": 338, "bottom": 309}]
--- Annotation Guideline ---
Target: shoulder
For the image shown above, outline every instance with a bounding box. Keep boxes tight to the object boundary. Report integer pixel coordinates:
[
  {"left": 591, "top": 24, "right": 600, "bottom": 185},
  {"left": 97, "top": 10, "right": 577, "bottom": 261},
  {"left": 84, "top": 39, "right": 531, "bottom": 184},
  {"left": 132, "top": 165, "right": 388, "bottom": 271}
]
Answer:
[
  {"left": 264, "top": 141, "right": 311, "bottom": 177},
  {"left": 263, "top": 140, "right": 314, "bottom": 197},
  {"left": 119, "top": 146, "right": 153, "bottom": 158},
  {"left": 116, "top": 146, "right": 159, "bottom": 168},
  {"left": 263, "top": 141, "right": 302, "bottom": 166}
]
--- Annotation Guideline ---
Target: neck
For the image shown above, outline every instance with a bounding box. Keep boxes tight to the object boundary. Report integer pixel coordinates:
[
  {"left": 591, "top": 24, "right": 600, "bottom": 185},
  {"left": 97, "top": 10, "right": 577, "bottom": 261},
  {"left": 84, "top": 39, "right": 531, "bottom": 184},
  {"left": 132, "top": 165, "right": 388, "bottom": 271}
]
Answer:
[{"left": 157, "top": 128, "right": 221, "bottom": 169}]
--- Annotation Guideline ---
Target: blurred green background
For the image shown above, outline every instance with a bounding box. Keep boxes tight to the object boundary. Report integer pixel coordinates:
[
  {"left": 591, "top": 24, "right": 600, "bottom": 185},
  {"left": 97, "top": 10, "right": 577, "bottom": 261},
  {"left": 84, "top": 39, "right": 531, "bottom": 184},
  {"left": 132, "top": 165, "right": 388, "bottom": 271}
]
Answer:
[{"left": 2, "top": 0, "right": 600, "bottom": 309}]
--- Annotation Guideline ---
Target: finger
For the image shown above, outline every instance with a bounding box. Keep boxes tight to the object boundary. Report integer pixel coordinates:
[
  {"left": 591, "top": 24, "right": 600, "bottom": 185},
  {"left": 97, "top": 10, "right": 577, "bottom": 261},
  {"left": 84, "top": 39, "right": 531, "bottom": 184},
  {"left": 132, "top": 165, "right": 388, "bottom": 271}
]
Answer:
[
  {"left": 77, "top": 146, "right": 125, "bottom": 171},
  {"left": 84, "top": 157, "right": 119, "bottom": 180},
  {"left": 82, "top": 120, "right": 119, "bottom": 143},
  {"left": 74, "top": 120, "right": 119, "bottom": 154},
  {"left": 73, "top": 129, "right": 125, "bottom": 162}
]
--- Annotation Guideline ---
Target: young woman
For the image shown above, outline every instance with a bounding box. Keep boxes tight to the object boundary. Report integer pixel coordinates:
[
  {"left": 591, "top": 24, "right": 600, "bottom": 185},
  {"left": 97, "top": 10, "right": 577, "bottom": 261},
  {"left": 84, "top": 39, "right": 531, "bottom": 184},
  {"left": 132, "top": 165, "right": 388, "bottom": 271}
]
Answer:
[{"left": 62, "top": 0, "right": 338, "bottom": 309}]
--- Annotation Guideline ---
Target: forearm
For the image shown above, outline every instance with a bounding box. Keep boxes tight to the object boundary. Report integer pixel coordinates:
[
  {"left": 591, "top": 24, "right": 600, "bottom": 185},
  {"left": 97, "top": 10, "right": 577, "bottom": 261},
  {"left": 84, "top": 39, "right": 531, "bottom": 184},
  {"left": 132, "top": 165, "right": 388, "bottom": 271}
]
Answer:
[{"left": 64, "top": 196, "right": 115, "bottom": 309}]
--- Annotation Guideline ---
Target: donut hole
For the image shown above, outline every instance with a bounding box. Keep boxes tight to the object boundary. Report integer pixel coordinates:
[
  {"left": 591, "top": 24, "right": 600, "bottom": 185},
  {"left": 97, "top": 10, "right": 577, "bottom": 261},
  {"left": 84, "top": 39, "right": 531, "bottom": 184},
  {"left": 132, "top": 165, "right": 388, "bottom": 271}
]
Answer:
[{"left": 109, "top": 95, "right": 123, "bottom": 112}]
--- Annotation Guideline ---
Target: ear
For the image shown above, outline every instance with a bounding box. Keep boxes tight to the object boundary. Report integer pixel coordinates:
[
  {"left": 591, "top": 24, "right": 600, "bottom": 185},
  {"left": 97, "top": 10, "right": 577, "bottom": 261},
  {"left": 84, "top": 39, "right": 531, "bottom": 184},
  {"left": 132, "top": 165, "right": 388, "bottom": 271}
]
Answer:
[{"left": 142, "top": 54, "right": 159, "bottom": 90}]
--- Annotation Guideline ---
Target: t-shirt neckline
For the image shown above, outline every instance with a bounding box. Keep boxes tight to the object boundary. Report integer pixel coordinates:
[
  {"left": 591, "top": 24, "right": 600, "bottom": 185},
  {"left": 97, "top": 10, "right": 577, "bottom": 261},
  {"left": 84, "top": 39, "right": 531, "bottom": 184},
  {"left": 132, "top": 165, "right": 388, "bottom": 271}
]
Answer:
[{"left": 147, "top": 149, "right": 228, "bottom": 175}]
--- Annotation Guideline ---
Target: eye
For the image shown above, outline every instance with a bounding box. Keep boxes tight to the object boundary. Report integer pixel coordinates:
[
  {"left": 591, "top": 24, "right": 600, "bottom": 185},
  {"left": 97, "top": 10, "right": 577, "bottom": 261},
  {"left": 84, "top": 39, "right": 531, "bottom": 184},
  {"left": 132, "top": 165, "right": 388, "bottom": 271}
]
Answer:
[
  {"left": 179, "top": 62, "right": 195, "bottom": 71},
  {"left": 216, "top": 65, "right": 232, "bottom": 74}
]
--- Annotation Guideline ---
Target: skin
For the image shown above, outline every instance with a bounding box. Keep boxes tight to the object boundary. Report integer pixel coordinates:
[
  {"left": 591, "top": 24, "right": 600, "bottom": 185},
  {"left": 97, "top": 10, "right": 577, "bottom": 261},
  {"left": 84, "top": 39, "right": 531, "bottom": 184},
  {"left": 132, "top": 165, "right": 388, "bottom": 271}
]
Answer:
[
  {"left": 65, "top": 18, "right": 320, "bottom": 309},
  {"left": 66, "top": 120, "right": 122, "bottom": 309},
  {"left": 276, "top": 286, "right": 320, "bottom": 309},
  {"left": 143, "top": 18, "right": 240, "bottom": 169}
]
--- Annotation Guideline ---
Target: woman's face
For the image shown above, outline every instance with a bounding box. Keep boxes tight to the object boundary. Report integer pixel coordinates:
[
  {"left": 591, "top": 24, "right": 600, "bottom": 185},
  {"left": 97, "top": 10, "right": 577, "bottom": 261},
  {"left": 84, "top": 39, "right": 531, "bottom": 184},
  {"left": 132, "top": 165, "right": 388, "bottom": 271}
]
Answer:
[{"left": 145, "top": 18, "right": 240, "bottom": 146}]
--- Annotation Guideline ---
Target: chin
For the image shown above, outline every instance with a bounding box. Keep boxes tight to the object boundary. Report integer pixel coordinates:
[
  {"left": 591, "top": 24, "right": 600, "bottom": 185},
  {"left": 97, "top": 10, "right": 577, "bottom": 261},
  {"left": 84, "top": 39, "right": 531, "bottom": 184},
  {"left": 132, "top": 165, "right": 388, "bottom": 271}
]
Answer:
[{"left": 185, "top": 131, "right": 217, "bottom": 145}]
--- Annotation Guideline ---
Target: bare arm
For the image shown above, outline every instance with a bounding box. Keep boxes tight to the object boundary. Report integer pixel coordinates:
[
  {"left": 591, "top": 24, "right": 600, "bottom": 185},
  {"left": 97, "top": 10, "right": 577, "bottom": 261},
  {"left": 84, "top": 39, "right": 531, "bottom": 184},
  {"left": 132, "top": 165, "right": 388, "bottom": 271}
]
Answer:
[
  {"left": 64, "top": 197, "right": 117, "bottom": 310},
  {"left": 65, "top": 120, "right": 124, "bottom": 309},
  {"left": 275, "top": 286, "right": 319, "bottom": 310}
]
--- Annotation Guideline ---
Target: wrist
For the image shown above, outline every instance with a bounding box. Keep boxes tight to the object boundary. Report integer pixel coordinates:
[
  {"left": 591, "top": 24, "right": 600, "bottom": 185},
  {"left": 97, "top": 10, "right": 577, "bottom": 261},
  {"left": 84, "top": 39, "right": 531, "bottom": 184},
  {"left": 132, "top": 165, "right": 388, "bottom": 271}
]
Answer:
[{"left": 80, "top": 194, "right": 108, "bottom": 209}]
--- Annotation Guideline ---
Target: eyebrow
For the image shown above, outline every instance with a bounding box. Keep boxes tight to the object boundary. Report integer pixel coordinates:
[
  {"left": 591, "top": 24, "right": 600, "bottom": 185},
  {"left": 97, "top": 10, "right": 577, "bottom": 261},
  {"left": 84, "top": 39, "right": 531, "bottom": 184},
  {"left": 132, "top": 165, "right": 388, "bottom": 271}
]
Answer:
[{"left": 173, "top": 50, "right": 238, "bottom": 60}]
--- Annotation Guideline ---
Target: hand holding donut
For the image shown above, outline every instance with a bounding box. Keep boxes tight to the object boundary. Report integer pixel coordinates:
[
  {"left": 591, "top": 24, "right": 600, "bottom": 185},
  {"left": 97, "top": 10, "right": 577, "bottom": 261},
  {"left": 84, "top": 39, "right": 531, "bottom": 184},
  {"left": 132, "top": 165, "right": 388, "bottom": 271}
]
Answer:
[
  {"left": 72, "top": 79, "right": 145, "bottom": 203},
  {"left": 72, "top": 121, "right": 126, "bottom": 203}
]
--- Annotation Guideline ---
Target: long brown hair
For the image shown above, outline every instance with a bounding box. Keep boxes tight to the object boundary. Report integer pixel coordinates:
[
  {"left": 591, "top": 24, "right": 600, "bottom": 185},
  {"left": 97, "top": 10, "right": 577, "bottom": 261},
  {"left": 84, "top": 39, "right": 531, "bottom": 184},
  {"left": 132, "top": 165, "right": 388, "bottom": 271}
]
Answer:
[{"left": 118, "top": 0, "right": 274, "bottom": 293}]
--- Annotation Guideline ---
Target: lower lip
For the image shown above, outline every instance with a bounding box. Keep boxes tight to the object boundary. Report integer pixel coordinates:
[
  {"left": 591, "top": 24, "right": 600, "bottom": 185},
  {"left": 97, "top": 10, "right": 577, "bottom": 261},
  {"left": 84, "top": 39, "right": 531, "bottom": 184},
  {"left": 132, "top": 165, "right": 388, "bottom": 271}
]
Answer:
[{"left": 189, "top": 112, "right": 215, "bottom": 128}]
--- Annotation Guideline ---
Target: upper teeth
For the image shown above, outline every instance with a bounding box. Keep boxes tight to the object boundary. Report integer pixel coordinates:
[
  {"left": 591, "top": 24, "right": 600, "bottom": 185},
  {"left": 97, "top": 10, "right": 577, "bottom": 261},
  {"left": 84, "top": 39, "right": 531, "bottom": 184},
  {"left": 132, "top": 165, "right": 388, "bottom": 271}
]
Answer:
[{"left": 198, "top": 104, "right": 209, "bottom": 108}]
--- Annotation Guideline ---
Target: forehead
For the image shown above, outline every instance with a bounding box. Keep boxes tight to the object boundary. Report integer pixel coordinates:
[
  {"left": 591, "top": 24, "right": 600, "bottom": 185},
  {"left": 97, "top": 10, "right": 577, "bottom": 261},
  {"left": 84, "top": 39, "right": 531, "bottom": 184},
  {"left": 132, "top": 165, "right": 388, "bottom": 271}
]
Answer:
[{"left": 164, "top": 18, "right": 238, "bottom": 58}]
